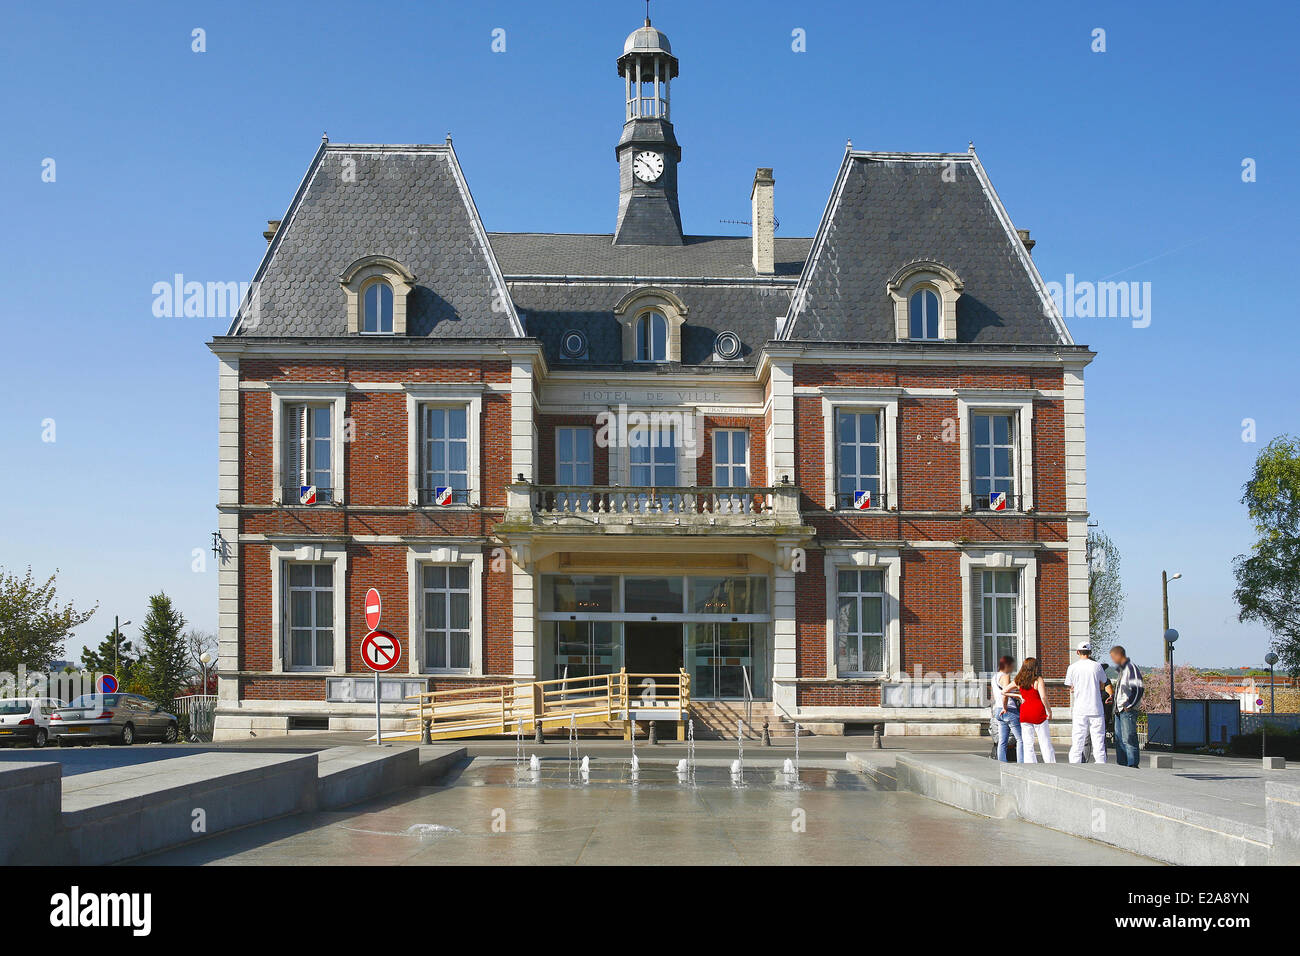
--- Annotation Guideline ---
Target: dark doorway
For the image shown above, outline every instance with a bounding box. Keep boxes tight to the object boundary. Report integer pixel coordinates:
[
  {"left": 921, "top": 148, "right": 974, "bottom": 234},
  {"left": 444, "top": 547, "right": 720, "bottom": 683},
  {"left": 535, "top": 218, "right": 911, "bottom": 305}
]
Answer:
[{"left": 623, "top": 623, "right": 683, "bottom": 677}]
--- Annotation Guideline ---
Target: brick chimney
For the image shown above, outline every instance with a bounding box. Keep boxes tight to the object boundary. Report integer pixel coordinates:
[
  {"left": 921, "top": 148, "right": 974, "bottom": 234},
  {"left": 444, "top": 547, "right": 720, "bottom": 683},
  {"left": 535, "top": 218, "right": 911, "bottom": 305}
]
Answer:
[
  {"left": 1017, "top": 228, "right": 1035, "bottom": 255},
  {"left": 264, "top": 219, "right": 281, "bottom": 243},
  {"left": 750, "top": 168, "right": 775, "bottom": 275}
]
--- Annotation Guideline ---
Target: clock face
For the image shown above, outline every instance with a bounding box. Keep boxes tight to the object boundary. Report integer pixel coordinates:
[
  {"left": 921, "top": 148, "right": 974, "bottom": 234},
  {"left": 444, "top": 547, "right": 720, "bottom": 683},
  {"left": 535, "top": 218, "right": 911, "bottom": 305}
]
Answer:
[{"left": 633, "top": 151, "right": 665, "bottom": 183}]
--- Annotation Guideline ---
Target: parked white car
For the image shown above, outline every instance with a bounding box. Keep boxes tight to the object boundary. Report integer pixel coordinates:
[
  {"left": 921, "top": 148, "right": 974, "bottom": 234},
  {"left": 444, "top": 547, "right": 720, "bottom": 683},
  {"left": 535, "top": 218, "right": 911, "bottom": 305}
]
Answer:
[{"left": 0, "top": 697, "right": 67, "bottom": 748}]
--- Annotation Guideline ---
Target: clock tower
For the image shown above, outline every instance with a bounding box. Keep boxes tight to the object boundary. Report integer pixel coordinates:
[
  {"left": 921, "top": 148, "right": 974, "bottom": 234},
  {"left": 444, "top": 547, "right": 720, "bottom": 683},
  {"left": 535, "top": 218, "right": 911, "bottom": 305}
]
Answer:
[{"left": 613, "top": 18, "right": 683, "bottom": 246}]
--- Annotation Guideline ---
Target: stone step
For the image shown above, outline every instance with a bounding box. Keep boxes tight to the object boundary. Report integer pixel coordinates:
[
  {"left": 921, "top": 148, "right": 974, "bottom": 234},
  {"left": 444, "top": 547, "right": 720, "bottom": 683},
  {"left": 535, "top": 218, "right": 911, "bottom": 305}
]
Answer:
[{"left": 688, "top": 702, "right": 805, "bottom": 739}]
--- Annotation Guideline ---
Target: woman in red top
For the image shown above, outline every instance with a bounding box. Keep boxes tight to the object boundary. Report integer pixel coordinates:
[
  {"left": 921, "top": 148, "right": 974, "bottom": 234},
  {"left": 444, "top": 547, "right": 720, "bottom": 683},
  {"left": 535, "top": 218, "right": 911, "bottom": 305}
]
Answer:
[{"left": 1006, "top": 657, "right": 1056, "bottom": 763}]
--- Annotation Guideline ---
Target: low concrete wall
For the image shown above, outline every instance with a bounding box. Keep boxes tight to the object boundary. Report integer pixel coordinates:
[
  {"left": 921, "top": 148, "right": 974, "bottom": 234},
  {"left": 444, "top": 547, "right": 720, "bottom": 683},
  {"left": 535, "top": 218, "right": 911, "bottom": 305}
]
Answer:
[
  {"left": 63, "top": 752, "right": 319, "bottom": 866},
  {"left": 895, "top": 754, "right": 1015, "bottom": 818},
  {"left": 418, "top": 745, "right": 466, "bottom": 784},
  {"left": 1001, "top": 765, "right": 1270, "bottom": 866},
  {"left": 1, "top": 744, "right": 468, "bottom": 865},
  {"left": 873, "top": 753, "right": 1290, "bottom": 866},
  {"left": 0, "top": 761, "right": 67, "bottom": 865},
  {"left": 1266, "top": 779, "right": 1300, "bottom": 866},
  {"left": 317, "top": 746, "right": 418, "bottom": 809}
]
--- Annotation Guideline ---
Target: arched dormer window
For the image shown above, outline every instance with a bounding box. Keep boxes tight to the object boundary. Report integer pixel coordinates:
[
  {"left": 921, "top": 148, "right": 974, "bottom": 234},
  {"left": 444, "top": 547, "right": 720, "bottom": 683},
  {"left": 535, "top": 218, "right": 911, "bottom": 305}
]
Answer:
[
  {"left": 340, "top": 255, "right": 416, "bottom": 335},
  {"left": 635, "top": 310, "right": 668, "bottom": 362},
  {"left": 887, "top": 260, "right": 963, "bottom": 342},
  {"left": 614, "top": 287, "right": 688, "bottom": 363},
  {"left": 362, "top": 280, "right": 394, "bottom": 334},
  {"left": 909, "top": 288, "right": 940, "bottom": 340}
]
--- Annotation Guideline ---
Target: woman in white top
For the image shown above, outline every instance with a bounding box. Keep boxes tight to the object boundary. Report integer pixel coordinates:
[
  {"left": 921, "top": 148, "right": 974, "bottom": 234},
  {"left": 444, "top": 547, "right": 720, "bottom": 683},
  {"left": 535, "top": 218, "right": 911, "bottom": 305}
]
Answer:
[{"left": 990, "top": 656, "right": 1023, "bottom": 762}]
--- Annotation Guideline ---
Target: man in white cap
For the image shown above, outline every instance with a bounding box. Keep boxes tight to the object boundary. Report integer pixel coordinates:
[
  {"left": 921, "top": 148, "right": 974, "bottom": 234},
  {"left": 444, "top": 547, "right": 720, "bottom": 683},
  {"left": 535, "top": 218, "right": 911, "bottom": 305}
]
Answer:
[{"left": 1064, "top": 641, "right": 1110, "bottom": 763}]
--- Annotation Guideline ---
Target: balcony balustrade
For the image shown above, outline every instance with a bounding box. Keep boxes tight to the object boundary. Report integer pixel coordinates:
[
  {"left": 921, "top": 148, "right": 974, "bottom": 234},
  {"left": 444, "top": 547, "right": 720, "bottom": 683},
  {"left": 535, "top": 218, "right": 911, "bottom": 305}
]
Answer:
[{"left": 504, "top": 482, "right": 803, "bottom": 533}]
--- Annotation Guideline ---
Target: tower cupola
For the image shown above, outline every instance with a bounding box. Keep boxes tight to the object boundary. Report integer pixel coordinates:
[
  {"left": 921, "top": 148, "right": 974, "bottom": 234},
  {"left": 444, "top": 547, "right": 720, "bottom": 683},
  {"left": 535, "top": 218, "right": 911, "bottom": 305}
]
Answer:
[
  {"left": 619, "top": 19, "right": 677, "bottom": 122},
  {"left": 613, "top": 17, "right": 684, "bottom": 246}
]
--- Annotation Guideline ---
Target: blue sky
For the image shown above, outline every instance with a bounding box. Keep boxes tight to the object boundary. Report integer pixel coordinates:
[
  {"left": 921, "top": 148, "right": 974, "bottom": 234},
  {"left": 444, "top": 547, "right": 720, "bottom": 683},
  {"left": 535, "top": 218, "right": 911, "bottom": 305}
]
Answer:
[{"left": 1, "top": 0, "right": 1296, "bottom": 668}]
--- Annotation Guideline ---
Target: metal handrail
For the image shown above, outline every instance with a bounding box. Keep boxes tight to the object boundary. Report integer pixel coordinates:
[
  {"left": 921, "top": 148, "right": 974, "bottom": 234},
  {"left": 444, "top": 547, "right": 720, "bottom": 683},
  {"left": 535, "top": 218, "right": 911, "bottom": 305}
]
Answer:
[
  {"left": 741, "top": 666, "right": 753, "bottom": 735},
  {"left": 771, "top": 696, "right": 801, "bottom": 738}
]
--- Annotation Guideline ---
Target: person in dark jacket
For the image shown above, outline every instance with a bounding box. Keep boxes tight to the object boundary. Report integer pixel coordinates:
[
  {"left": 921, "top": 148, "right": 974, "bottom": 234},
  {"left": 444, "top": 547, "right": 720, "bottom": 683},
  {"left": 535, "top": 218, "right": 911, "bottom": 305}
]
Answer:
[{"left": 1108, "top": 645, "right": 1144, "bottom": 768}]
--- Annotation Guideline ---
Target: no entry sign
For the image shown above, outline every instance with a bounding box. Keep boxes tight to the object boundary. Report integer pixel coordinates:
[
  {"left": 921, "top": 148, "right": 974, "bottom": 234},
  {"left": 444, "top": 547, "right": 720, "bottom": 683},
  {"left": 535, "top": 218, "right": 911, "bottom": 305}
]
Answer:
[
  {"left": 361, "top": 629, "right": 401, "bottom": 672},
  {"left": 364, "top": 588, "right": 383, "bottom": 631}
]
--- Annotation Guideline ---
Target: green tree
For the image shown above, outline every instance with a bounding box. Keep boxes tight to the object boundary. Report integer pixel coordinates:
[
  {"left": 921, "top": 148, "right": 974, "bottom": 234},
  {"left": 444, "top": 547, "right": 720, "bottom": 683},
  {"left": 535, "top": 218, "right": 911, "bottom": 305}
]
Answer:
[
  {"left": 136, "top": 593, "right": 189, "bottom": 705},
  {"left": 1088, "top": 526, "right": 1126, "bottom": 658},
  {"left": 0, "top": 566, "right": 96, "bottom": 674},
  {"left": 1234, "top": 435, "right": 1300, "bottom": 675},
  {"left": 80, "top": 627, "right": 139, "bottom": 683}
]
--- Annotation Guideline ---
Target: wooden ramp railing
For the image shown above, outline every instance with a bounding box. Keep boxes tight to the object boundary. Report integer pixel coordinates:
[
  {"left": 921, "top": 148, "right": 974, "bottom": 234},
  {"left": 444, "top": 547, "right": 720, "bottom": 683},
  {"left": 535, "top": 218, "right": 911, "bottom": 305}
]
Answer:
[{"left": 400, "top": 669, "right": 690, "bottom": 742}]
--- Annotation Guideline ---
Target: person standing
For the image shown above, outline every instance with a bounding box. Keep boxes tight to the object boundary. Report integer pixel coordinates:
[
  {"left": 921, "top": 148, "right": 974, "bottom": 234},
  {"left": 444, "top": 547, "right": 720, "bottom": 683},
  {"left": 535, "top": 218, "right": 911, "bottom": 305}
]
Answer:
[
  {"left": 1065, "top": 641, "right": 1109, "bottom": 763},
  {"left": 1010, "top": 657, "right": 1055, "bottom": 763},
  {"left": 1108, "top": 645, "right": 1144, "bottom": 768},
  {"left": 990, "top": 655, "right": 1023, "bottom": 762}
]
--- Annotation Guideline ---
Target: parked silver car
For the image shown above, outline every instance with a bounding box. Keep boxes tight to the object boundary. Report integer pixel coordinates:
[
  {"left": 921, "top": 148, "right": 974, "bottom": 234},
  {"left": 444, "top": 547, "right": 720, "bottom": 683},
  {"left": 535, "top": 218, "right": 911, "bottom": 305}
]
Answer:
[{"left": 52, "top": 693, "right": 180, "bottom": 746}]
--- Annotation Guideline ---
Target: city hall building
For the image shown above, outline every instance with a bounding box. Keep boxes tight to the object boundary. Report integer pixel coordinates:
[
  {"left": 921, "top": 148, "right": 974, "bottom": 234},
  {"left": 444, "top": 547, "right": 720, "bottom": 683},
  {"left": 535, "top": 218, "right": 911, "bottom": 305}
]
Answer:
[{"left": 208, "top": 18, "right": 1092, "bottom": 739}]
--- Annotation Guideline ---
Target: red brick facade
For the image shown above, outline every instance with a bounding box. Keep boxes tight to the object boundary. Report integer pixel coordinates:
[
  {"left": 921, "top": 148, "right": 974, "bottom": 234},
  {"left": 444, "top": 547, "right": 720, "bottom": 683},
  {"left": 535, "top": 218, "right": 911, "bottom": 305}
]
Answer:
[{"left": 223, "top": 352, "right": 1082, "bottom": 720}]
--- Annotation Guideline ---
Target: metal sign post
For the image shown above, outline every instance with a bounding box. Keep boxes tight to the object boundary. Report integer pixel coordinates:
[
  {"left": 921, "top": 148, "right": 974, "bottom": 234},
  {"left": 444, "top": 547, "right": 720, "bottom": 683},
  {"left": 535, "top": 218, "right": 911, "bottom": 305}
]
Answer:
[{"left": 361, "top": 626, "right": 401, "bottom": 747}]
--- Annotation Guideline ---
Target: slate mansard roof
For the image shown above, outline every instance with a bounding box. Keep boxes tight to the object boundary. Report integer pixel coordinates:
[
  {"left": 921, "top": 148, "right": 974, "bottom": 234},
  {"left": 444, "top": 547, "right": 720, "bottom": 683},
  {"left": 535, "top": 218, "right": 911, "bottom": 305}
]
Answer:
[
  {"left": 781, "top": 151, "right": 1071, "bottom": 346},
  {"left": 227, "top": 143, "right": 523, "bottom": 339},
  {"left": 226, "top": 143, "right": 1076, "bottom": 362}
]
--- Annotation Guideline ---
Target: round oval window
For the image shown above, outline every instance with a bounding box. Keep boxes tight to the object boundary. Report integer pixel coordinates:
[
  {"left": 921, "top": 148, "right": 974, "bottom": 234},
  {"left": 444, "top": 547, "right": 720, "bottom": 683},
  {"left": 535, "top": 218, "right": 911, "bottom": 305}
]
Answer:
[
  {"left": 714, "top": 331, "right": 742, "bottom": 360},
  {"left": 562, "top": 330, "right": 586, "bottom": 357}
]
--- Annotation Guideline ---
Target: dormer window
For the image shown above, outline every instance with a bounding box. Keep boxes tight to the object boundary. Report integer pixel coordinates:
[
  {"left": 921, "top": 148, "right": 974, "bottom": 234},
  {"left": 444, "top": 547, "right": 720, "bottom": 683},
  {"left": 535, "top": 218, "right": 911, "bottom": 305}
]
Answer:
[
  {"left": 635, "top": 310, "right": 668, "bottom": 362},
  {"left": 615, "top": 288, "right": 687, "bottom": 363},
  {"left": 888, "top": 261, "right": 963, "bottom": 342},
  {"left": 340, "top": 255, "right": 415, "bottom": 335},
  {"left": 909, "top": 288, "right": 940, "bottom": 340},
  {"left": 362, "top": 280, "right": 394, "bottom": 334}
]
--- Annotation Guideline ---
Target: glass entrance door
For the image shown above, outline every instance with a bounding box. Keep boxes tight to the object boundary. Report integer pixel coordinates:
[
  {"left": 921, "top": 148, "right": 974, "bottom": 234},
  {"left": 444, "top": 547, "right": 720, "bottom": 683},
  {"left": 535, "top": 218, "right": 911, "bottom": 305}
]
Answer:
[
  {"left": 552, "top": 621, "right": 617, "bottom": 679},
  {"left": 688, "top": 623, "right": 769, "bottom": 700}
]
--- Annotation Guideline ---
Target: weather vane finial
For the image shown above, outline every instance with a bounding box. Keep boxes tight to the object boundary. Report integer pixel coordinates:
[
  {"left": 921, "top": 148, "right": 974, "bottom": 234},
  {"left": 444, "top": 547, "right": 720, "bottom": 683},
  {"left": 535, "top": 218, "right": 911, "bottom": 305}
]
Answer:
[{"left": 646, "top": 0, "right": 651, "bottom": 25}]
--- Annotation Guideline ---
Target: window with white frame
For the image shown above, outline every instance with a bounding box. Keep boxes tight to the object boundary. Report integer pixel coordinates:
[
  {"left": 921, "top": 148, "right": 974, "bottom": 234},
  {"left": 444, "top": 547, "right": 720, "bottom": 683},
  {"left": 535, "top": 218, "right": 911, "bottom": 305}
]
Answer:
[
  {"left": 556, "top": 425, "right": 594, "bottom": 512},
  {"left": 909, "top": 288, "right": 940, "bottom": 339},
  {"left": 285, "top": 404, "right": 333, "bottom": 503},
  {"left": 361, "top": 280, "right": 394, "bottom": 334},
  {"left": 976, "top": 570, "right": 1019, "bottom": 674},
  {"left": 287, "top": 563, "right": 333, "bottom": 669},
  {"left": 423, "top": 565, "right": 471, "bottom": 671},
  {"left": 556, "top": 427, "right": 594, "bottom": 485},
  {"left": 888, "top": 262, "right": 962, "bottom": 341},
  {"left": 836, "top": 569, "right": 885, "bottom": 674},
  {"left": 835, "top": 410, "right": 883, "bottom": 509},
  {"left": 634, "top": 311, "right": 668, "bottom": 362},
  {"left": 629, "top": 425, "right": 677, "bottom": 486},
  {"left": 420, "top": 405, "right": 469, "bottom": 505},
  {"left": 712, "top": 430, "right": 748, "bottom": 486},
  {"left": 972, "top": 412, "right": 1017, "bottom": 509}
]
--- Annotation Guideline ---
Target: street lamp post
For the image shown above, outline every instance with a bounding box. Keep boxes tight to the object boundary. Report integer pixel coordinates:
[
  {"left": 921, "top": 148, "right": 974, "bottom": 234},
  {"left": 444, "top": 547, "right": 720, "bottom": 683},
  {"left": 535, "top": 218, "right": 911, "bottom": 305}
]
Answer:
[
  {"left": 1165, "top": 627, "right": 1180, "bottom": 746},
  {"left": 1265, "top": 652, "right": 1279, "bottom": 715},
  {"left": 1162, "top": 571, "right": 1182, "bottom": 747},
  {"left": 199, "top": 651, "right": 212, "bottom": 696},
  {"left": 113, "top": 616, "right": 131, "bottom": 679}
]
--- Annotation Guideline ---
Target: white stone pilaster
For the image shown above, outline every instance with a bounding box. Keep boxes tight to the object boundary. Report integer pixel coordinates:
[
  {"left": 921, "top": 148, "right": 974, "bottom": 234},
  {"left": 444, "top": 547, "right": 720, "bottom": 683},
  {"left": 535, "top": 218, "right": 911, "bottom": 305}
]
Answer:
[
  {"left": 216, "top": 356, "right": 240, "bottom": 702},
  {"left": 769, "top": 361, "right": 796, "bottom": 484},
  {"left": 1065, "top": 365, "right": 1090, "bottom": 647},
  {"left": 772, "top": 564, "right": 797, "bottom": 713},
  {"left": 512, "top": 562, "right": 536, "bottom": 678},
  {"left": 510, "top": 359, "right": 535, "bottom": 482}
]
